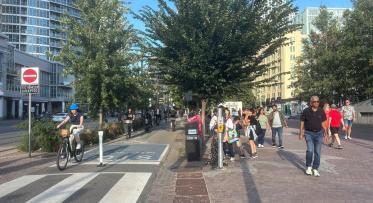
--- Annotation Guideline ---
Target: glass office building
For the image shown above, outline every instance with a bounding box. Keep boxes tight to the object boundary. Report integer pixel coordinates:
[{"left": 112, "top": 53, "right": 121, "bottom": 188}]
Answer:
[{"left": 0, "top": 0, "right": 79, "bottom": 59}]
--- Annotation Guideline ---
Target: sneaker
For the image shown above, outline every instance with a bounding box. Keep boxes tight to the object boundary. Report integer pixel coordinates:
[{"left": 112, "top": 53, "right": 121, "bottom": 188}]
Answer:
[
  {"left": 261, "top": 144, "right": 264, "bottom": 148},
  {"left": 348, "top": 137, "right": 352, "bottom": 140},
  {"left": 312, "top": 169, "right": 320, "bottom": 177},
  {"left": 336, "top": 145, "right": 343, "bottom": 149},
  {"left": 305, "top": 167, "right": 313, "bottom": 175},
  {"left": 328, "top": 143, "right": 333, "bottom": 148},
  {"left": 251, "top": 153, "right": 258, "bottom": 159},
  {"left": 278, "top": 146, "right": 284, "bottom": 149},
  {"left": 240, "top": 154, "right": 246, "bottom": 158},
  {"left": 76, "top": 143, "right": 81, "bottom": 150},
  {"left": 272, "top": 144, "right": 277, "bottom": 148},
  {"left": 344, "top": 136, "right": 348, "bottom": 140},
  {"left": 230, "top": 157, "right": 235, "bottom": 162}
]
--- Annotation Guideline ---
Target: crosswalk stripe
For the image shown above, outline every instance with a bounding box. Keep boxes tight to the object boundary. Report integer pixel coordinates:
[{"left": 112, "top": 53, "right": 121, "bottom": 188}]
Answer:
[
  {"left": 99, "top": 172, "right": 152, "bottom": 203},
  {"left": 26, "top": 173, "right": 99, "bottom": 203},
  {"left": 0, "top": 175, "right": 46, "bottom": 198}
]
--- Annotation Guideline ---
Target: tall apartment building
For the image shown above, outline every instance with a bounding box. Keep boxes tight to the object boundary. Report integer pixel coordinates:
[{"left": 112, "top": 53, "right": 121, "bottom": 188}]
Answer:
[
  {"left": 0, "top": 33, "right": 73, "bottom": 119},
  {"left": 0, "top": 0, "right": 80, "bottom": 59},
  {"left": 254, "top": 31, "right": 305, "bottom": 113},
  {"left": 301, "top": 7, "right": 350, "bottom": 35},
  {"left": 254, "top": 7, "right": 351, "bottom": 115}
]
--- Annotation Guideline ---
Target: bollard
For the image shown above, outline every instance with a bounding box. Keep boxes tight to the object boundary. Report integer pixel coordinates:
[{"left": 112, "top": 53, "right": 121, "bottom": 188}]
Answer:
[{"left": 97, "top": 131, "right": 105, "bottom": 167}]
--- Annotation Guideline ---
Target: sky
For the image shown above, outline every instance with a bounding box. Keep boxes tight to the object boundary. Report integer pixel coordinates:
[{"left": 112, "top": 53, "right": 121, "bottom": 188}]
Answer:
[{"left": 126, "top": 0, "right": 353, "bottom": 31}]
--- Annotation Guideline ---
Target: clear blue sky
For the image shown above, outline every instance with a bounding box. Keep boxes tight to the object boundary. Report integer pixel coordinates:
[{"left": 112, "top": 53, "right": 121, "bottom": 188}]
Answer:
[{"left": 126, "top": 0, "right": 353, "bottom": 31}]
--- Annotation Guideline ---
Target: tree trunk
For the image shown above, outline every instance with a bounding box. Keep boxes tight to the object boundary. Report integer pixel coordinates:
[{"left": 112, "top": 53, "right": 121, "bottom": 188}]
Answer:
[{"left": 99, "top": 107, "right": 104, "bottom": 130}]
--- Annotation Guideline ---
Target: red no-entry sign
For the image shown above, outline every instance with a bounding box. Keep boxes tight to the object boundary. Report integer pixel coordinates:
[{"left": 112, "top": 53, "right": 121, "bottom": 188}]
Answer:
[{"left": 21, "top": 67, "right": 39, "bottom": 85}]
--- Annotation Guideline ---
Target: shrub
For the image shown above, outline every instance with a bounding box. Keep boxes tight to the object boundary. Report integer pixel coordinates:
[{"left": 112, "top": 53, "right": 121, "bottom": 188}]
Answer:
[
  {"left": 105, "top": 122, "right": 123, "bottom": 140},
  {"left": 17, "top": 119, "right": 60, "bottom": 152},
  {"left": 81, "top": 128, "right": 99, "bottom": 145}
]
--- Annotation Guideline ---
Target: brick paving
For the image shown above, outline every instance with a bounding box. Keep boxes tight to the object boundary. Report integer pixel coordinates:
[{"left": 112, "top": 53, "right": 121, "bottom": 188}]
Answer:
[
  {"left": 202, "top": 120, "right": 373, "bottom": 203},
  {"left": 145, "top": 120, "right": 373, "bottom": 203}
]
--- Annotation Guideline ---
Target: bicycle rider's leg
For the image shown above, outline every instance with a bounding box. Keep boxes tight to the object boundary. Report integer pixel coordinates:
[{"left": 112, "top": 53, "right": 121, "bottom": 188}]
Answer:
[
  {"left": 128, "top": 123, "right": 132, "bottom": 138},
  {"left": 73, "top": 126, "right": 84, "bottom": 149}
]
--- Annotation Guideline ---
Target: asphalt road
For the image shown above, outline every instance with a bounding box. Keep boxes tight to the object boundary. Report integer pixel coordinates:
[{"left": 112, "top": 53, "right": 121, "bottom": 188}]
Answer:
[{"left": 0, "top": 120, "right": 175, "bottom": 203}]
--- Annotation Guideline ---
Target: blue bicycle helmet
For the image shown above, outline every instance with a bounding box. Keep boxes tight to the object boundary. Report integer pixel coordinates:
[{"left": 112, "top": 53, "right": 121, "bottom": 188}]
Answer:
[{"left": 69, "top": 103, "right": 79, "bottom": 110}]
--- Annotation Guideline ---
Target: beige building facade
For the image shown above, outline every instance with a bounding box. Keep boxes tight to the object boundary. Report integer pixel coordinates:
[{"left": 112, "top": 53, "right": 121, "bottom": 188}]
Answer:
[{"left": 254, "top": 30, "right": 306, "bottom": 114}]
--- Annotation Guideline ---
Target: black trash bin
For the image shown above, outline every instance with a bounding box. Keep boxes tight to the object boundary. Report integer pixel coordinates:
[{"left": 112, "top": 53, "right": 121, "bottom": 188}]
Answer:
[{"left": 185, "top": 122, "right": 200, "bottom": 161}]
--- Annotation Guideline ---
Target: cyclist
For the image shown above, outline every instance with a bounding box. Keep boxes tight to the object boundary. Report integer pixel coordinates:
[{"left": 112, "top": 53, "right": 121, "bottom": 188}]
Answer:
[
  {"left": 125, "top": 108, "right": 135, "bottom": 139},
  {"left": 57, "top": 103, "right": 84, "bottom": 150},
  {"left": 170, "top": 108, "right": 177, "bottom": 130}
]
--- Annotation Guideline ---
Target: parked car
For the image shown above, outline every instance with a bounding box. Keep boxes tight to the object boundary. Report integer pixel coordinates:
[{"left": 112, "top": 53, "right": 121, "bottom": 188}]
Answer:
[
  {"left": 35, "top": 112, "right": 52, "bottom": 121},
  {"left": 52, "top": 113, "right": 68, "bottom": 122}
]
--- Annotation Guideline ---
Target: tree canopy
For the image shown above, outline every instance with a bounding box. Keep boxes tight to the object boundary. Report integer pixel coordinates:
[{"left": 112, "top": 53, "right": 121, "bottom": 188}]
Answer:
[
  {"left": 295, "top": 0, "right": 373, "bottom": 103},
  {"left": 57, "top": 0, "right": 139, "bottom": 122},
  {"left": 137, "top": 0, "right": 300, "bottom": 103}
]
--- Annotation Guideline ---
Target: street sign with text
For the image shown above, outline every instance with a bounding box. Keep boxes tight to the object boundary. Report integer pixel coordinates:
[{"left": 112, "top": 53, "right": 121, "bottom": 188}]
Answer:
[{"left": 21, "top": 85, "right": 39, "bottom": 93}]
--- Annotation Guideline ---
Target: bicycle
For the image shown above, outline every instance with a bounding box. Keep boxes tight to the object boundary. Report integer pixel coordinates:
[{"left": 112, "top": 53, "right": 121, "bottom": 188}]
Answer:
[{"left": 56, "top": 125, "right": 84, "bottom": 170}]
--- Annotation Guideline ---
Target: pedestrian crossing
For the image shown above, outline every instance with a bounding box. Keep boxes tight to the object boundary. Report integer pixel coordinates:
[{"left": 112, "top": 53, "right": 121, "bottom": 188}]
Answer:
[{"left": 0, "top": 172, "right": 152, "bottom": 203}]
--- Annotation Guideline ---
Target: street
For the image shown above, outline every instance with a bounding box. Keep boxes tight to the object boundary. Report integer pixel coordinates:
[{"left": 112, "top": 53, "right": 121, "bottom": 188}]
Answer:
[{"left": 0, "top": 119, "right": 177, "bottom": 203}]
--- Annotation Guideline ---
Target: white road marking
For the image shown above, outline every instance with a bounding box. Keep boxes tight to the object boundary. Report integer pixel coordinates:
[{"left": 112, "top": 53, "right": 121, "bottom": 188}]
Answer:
[
  {"left": 0, "top": 175, "right": 46, "bottom": 198},
  {"left": 99, "top": 172, "right": 152, "bottom": 203},
  {"left": 26, "top": 173, "right": 98, "bottom": 203},
  {"left": 158, "top": 144, "right": 170, "bottom": 161}
]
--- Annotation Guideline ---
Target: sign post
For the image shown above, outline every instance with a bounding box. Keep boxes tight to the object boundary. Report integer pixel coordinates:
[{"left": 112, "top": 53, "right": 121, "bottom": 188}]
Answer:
[{"left": 21, "top": 67, "right": 39, "bottom": 158}]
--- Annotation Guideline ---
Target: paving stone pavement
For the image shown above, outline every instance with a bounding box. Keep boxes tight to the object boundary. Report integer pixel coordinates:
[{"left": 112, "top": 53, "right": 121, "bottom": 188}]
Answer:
[
  {"left": 145, "top": 120, "right": 373, "bottom": 203},
  {"left": 202, "top": 124, "right": 373, "bottom": 203}
]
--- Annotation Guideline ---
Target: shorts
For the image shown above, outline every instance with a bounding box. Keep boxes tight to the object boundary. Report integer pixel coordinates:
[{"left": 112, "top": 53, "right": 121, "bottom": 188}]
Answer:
[
  {"left": 344, "top": 119, "right": 353, "bottom": 127},
  {"left": 330, "top": 127, "right": 339, "bottom": 135}
]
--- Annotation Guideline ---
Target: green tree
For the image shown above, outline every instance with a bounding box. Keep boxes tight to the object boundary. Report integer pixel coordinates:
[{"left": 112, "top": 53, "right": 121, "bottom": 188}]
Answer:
[
  {"left": 341, "top": 0, "right": 373, "bottom": 100},
  {"left": 138, "top": 0, "right": 300, "bottom": 133},
  {"left": 57, "top": 0, "right": 136, "bottom": 128},
  {"left": 294, "top": 7, "right": 345, "bottom": 102},
  {"left": 295, "top": 2, "right": 373, "bottom": 103}
]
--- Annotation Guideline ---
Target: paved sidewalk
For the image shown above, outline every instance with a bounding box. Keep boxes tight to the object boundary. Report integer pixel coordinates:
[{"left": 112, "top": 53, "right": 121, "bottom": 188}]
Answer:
[
  {"left": 203, "top": 123, "right": 373, "bottom": 203},
  {"left": 145, "top": 120, "right": 373, "bottom": 203}
]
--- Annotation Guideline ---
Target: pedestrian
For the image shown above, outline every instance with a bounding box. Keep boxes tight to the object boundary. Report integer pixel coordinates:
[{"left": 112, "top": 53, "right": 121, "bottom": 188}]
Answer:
[
  {"left": 268, "top": 104, "right": 288, "bottom": 149},
  {"left": 209, "top": 109, "right": 219, "bottom": 166},
  {"left": 341, "top": 99, "right": 355, "bottom": 140},
  {"left": 233, "top": 116, "right": 245, "bottom": 158},
  {"left": 329, "top": 104, "right": 344, "bottom": 149},
  {"left": 237, "top": 112, "right": 249, "bottom": 158},
  {"left": 209, "top": 109, "right": 218, "bottom": 137},
  {"left": 299, "top": 96, "right": 328, "bottom": 177},
  {"left": 257, "top": 107, "right": 270, "bottom": 148},
  {"left": 323, "top": 103, "right": 331, "bottom": 144},
  {"left": 246, "top": 109, "right": 259, "bottom": 158},
  {"left": 223, "top": 110, "right": 235, "bottom": 161}
]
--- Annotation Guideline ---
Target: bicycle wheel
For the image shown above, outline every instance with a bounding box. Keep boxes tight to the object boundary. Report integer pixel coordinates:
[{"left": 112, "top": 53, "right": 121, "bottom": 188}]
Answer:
[
  {"left": 57, "top": 141, "right": 69, "bottom": 170},
  {"left": 74, "top": 141, "right": 84, "bottom": 162}
]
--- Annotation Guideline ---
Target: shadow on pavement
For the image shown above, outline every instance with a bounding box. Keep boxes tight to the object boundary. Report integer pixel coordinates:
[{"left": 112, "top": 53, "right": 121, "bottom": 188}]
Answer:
[
  {"left": 277, "top": 149, "right": 306, "bottom": 172},
  {"left": 0, "top": 156, "right": 55, "bottom": 176},
  {"left": 240, "top": 160, "right": 262, "bottom": 203},
  {"left": 346, "top": 139, "right": 373, "bottom": 150}
]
